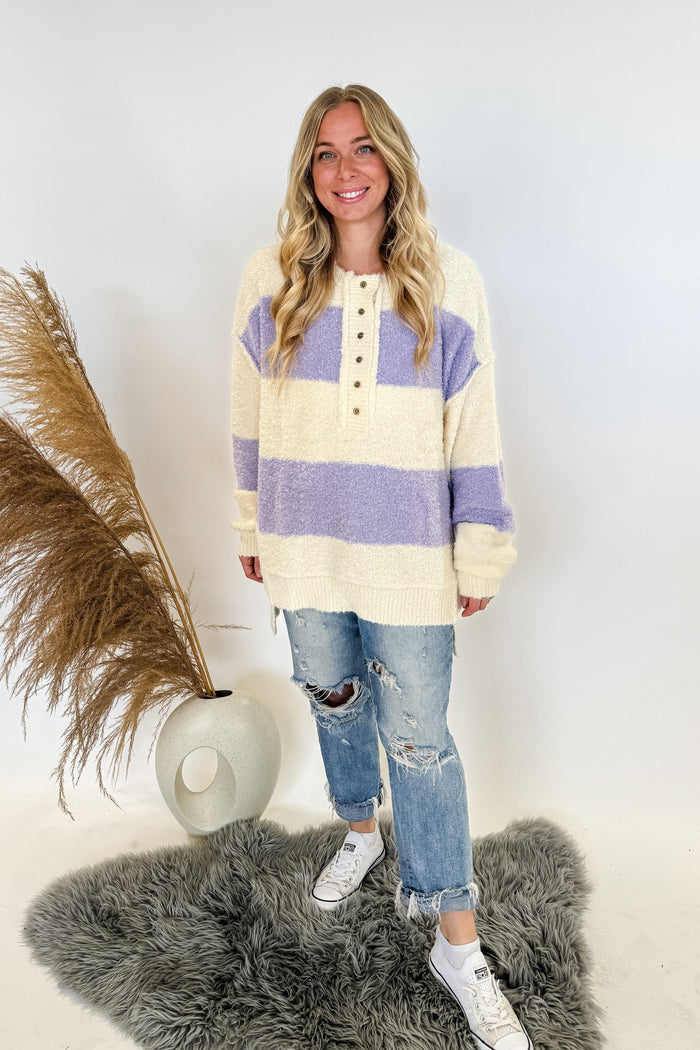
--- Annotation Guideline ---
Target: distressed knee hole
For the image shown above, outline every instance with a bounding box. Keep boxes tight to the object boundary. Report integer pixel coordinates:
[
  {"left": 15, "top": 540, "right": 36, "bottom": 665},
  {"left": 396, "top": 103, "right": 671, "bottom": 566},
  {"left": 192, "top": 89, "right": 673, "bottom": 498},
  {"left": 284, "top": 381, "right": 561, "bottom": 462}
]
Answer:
[
  {"left": 391, "top": 738, "right": 423, "bottom": 760},
  {"left": 315, "top": 681, "right": 355, "bottom": 708},
  {"left": 367, "top": 657, "right": 400, "bottom": 690},
  {"left": 388, "top": 738, "right": 456, "bottom": 774},
  {"left": 296, "top": 677, "right": 366, "bottom": 724}
]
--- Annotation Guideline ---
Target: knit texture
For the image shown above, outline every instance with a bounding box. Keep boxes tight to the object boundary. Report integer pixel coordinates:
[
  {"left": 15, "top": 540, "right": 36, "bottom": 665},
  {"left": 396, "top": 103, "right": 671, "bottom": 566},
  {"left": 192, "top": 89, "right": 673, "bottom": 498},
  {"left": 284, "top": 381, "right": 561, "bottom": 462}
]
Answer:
[{"left": 231, "top": 243, "right": 516, "bottom": 626}]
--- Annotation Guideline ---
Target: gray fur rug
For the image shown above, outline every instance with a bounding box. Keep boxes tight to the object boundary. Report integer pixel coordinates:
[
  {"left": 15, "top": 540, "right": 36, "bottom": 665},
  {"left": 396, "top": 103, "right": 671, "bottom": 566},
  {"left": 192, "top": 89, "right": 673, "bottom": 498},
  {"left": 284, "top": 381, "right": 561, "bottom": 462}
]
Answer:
[{"left": 23, "top": 815, "right": 602, "bottom": 1050}]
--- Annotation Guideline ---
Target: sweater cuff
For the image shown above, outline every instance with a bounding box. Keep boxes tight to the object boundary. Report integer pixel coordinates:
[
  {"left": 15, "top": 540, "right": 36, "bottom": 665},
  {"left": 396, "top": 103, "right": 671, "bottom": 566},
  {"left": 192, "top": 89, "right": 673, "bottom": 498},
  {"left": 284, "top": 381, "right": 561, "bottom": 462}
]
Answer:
[
  {"left": 456, "top": 572, "right": 500, "bottom": 599},
  {"left": 236, "top": 530, "right": 259, "bottom": 558}
]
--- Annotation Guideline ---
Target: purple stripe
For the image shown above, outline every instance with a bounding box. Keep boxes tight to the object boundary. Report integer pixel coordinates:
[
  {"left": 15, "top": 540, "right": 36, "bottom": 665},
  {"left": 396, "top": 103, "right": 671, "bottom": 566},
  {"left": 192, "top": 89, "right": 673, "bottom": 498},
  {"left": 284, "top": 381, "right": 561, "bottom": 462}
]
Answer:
[
  {"left": 241, "top": 296, "right": 478, "bottom": 395},
  {"left": 240, "top": 299, "right": 343, "bottom": 381},
  {"left": 376, "top": 312, "right": 435, "bottom": 386},
  {"left": 376, "top": 308, "right": 477, "bottom": 398},
  {"left": 240, "top": 297, "right": 276, "bottom": 373},
  {"left": 258, "top": 459, "right": 452, "bottom": 547},
  {"left": 440, "top": 310, "right": 478, "bottom": 400},
  {"left": 288, "top": 307, "right": 342, "bottom": 382},
  {"left": 232, "top": 436, "right": 259, "bottom": 491},
  {"left": 451, "top": 465, "right": 514, "bottom": 532}
]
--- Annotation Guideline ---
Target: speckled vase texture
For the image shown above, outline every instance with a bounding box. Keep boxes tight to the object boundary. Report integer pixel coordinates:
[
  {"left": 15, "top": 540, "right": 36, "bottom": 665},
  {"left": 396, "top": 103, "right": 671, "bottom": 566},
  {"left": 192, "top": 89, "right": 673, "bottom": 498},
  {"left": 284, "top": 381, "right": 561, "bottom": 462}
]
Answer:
[
  {"left": 23, "top": 816, "right": 602, "bottom": 1050},
  {"left": 154, "top": 691, "right": 281, "bottom": 835}
]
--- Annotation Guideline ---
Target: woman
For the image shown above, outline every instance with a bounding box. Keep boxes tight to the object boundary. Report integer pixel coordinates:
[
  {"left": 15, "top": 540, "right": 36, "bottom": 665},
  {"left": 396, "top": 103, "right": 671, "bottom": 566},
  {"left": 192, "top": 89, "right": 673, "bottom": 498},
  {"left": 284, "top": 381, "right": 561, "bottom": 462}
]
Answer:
[{"left": 231, "top": 84, "right": 530, "bottom": 1050}]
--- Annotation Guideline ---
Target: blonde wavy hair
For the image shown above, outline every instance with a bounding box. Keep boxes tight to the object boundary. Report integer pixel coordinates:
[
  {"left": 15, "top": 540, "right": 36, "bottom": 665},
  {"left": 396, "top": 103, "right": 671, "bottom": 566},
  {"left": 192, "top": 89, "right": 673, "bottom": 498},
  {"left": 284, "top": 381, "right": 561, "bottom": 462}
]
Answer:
[{"left": 268, "top": 84, "right": 443, "bottom": 380}]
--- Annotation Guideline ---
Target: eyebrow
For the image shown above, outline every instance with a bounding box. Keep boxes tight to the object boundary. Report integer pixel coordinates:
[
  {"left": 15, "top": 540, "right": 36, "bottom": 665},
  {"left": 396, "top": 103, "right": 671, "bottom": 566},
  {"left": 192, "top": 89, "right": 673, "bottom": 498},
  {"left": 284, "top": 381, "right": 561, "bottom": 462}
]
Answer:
[{"left": 314, "top": 135, "right": 373, "bottom": 148}]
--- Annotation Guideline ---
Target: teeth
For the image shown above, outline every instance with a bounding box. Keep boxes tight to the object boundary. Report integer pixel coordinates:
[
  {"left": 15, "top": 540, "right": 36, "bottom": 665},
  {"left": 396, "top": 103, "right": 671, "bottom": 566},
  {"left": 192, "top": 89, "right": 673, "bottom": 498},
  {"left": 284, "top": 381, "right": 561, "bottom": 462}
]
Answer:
[{"left": 337, "top": 189, "right": 367, "bottom": 199}]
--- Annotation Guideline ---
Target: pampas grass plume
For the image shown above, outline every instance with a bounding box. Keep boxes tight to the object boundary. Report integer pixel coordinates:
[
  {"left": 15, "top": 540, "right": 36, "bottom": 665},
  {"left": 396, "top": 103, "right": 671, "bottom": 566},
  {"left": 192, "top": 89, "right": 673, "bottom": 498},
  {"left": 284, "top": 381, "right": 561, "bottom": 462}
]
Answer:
[{"left": 0, "top": 267, "right": 220, "bottom": 813}]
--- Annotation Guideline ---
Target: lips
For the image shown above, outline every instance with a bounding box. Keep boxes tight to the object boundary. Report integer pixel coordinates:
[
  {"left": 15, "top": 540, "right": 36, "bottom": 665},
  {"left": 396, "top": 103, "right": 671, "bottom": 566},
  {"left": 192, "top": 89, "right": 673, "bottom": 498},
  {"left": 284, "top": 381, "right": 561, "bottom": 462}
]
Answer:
[{"left": 334, "top": 187, "right": 369, "bottom": 201}]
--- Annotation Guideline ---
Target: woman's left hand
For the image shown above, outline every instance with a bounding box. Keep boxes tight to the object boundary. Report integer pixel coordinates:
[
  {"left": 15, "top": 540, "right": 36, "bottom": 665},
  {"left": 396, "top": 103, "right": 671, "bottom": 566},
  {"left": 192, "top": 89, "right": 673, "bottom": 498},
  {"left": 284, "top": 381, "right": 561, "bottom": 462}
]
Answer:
[{"left": 459, "top": 596, "right": 492, "bottom": 617}]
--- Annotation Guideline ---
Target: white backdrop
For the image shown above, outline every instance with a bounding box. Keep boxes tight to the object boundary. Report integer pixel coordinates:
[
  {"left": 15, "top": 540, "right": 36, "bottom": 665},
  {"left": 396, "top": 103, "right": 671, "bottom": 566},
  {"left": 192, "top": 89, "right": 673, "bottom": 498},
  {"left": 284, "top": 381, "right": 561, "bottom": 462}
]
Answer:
[{"left": 1, "top": 1, "right": 699, "bottom": 1040}]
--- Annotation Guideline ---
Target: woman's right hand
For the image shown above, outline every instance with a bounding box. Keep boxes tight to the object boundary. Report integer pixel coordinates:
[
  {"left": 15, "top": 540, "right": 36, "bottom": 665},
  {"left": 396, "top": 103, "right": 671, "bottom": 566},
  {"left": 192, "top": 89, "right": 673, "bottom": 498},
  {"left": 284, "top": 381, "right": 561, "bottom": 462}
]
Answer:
[{"left": 239, "top": 556, "right": 263, "bottom": 583}]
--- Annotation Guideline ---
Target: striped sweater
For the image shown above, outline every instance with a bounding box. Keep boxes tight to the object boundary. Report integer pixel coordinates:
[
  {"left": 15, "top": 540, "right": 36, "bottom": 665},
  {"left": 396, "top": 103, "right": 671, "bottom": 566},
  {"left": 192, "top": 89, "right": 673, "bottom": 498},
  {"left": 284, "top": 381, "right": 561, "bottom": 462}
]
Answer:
[{"left": 231, "top": 242, "right": 516, "bottom": 626}]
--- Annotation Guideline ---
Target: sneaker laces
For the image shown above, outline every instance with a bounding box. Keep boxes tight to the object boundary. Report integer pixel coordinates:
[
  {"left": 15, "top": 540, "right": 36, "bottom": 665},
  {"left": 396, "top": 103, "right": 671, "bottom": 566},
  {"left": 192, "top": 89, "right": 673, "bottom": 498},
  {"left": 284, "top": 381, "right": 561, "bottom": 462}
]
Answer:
[
  {"left": 325, "top": 845, "right": 362, "bottom": 886},
  {"left": 467, "top": 972, "right": 520, "bottom": 1038}
]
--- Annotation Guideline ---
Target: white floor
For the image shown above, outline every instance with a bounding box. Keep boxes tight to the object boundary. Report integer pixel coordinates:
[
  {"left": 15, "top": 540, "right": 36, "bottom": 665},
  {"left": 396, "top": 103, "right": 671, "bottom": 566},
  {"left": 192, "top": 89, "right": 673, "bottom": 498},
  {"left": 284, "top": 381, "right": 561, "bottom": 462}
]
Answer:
[{"left": 2, "top": 779, "right": 699, "bottom": 1049}]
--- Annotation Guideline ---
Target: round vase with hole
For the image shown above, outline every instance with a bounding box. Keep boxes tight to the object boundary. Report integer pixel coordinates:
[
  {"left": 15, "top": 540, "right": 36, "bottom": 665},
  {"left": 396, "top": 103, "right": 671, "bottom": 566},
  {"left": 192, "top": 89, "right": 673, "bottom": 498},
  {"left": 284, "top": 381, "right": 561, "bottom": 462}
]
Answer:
[{"left": 154, "top": 689, "right": 281, "bottom": 836}]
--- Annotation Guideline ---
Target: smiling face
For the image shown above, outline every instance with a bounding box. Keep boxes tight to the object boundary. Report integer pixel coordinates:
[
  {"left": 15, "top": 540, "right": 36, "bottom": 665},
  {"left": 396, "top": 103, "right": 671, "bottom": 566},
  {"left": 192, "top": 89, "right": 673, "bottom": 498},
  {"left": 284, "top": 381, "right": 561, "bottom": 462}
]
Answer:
[{"left": 311, "top": 101, "right": 391, "bottom": 236}]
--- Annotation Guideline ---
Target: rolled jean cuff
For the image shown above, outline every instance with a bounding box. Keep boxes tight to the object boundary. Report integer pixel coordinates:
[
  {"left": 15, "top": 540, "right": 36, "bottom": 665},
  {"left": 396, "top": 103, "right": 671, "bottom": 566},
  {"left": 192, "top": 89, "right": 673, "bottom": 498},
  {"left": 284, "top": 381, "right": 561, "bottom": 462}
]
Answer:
[
  {"left": 395, "top": 879, "right": 480, "bottom": 917},
  {"left": 326, "top": 782, "right": 384, "bottom": 823}
]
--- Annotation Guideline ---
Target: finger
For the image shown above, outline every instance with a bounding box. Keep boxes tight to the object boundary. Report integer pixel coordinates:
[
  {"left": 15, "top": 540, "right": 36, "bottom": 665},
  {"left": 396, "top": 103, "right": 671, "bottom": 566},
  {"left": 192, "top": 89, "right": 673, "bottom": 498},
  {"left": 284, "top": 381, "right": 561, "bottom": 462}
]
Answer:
[
  {"left": 460, "top": 596, "right": 491, "bottom": 617},
  {"left": 254, "top": 556, "right": 263, "bottom": 582},
  {"left": 238, "top": 556, "right": 258, "bottom": 582}
]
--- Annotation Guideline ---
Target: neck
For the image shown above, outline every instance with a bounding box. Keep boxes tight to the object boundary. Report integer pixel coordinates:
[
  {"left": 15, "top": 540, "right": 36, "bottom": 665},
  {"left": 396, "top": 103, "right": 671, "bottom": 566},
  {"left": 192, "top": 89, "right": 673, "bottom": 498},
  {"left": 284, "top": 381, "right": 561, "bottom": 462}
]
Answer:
[{"left": 333, "top": 216, "right": 385, "bottom": 275}]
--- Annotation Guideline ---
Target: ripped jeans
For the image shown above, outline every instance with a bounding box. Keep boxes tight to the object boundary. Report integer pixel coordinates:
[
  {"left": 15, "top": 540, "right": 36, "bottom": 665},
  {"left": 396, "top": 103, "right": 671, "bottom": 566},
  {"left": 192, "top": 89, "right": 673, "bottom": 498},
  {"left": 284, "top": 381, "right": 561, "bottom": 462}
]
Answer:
[{"left": 283, "top": 608, "right": 479, "bottom": 915}]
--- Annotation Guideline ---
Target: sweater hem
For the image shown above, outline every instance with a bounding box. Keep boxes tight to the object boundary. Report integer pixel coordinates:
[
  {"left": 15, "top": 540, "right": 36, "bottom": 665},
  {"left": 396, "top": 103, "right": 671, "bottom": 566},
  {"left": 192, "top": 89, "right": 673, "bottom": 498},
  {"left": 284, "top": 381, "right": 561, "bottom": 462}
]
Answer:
[{"left": 264, "top": 574, "right": 460, "bottom": 627}]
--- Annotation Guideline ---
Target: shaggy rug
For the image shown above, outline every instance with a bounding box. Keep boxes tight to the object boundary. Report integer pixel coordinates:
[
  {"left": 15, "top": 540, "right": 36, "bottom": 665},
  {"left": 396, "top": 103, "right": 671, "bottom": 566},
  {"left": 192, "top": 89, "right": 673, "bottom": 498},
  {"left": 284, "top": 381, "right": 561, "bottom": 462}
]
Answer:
[{"left": 23, "top": 815, "right": 602, "bottom": 1050}]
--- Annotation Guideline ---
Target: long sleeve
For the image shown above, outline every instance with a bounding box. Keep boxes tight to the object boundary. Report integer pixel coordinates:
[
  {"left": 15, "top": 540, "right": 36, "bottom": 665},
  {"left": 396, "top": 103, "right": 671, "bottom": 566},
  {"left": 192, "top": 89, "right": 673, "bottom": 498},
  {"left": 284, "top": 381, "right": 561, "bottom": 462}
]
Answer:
[
  {"left": 442, "top": 261, "right": 516, "bottom": 598},
  {"left": 230, "top": 254, "right": 265, "bottom": 557}
]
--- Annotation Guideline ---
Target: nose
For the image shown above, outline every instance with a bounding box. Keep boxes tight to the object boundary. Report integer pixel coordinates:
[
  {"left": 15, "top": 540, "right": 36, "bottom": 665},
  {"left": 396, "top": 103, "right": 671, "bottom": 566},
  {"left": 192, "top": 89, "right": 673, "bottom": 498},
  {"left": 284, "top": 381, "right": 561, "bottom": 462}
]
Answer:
[{"left": 338, "top": 153, "right": 358, "bottom": 179}]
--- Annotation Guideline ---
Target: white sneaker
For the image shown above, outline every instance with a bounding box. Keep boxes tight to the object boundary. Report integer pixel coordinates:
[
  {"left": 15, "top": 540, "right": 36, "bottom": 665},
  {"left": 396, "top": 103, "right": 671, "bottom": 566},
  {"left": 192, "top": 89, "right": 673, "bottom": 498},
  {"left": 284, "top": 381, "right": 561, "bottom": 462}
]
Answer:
[
  {"left": 429, "top": 931, "right": 532, "bottom": 1050},
  {"left": 312, "top": 830, "right": 385, "bottom": 910}
]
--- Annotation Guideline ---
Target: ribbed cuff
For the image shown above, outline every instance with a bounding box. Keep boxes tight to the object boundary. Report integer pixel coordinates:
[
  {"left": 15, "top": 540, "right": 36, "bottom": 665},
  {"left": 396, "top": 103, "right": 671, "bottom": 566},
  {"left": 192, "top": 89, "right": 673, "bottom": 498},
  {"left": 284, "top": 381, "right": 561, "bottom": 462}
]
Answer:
[
  {"left": 456, "top": 572, "right": 500, "bottom": 599},
  {"left": 237, "top": 530, "right": 259, "bottom": 557}
]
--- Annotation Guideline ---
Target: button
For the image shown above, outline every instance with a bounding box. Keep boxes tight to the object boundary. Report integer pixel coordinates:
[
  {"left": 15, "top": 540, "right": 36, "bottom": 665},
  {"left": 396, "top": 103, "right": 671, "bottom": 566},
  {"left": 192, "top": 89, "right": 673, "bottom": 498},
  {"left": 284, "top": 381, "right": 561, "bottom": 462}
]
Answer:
[
  {"left": 358, "top": 308, "right": 365, "bottom": 315},
  {"left": 356, "top": 356, "right": 363, "bottom": 363},
  {"left": 354, "top": 380, "right": 361, "bottom": 388},
  {"left": 357, "top": 332, "right": 364, "bottom": 339},
  {"left": 360, "top": 280, "right": 367, "bottom": 288},
  {"left": 353, "top": 407, "right": 360, "bottom": 415}
]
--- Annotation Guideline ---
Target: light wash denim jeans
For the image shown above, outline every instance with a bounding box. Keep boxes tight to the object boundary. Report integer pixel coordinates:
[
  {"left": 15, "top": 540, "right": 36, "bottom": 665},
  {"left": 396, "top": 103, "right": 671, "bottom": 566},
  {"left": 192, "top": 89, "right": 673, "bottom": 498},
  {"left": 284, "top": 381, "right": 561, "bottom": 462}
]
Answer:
[{"left": 283, "top": 608, "right": 479, "bottom": 916}]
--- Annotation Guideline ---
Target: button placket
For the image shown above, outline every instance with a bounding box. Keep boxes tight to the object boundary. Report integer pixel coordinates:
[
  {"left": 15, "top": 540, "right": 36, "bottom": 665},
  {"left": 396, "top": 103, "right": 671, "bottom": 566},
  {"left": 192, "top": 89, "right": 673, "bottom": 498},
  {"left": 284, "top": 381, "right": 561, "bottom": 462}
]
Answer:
[
  {"left": 352, "top": 292, "right": 369, "bottom": 417},
  {"left": 340, "top": 273, "right": 380, "bottom": 429}
]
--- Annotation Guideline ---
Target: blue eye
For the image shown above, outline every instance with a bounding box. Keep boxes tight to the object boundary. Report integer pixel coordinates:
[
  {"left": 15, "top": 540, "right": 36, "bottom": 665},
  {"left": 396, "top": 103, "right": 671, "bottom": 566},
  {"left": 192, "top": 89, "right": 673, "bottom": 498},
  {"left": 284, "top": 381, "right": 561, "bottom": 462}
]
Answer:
[
  {"left": 317, "top": 151, "right": 333, "bottom": 161},
  {"left": 357, "top": 145, "right": 375, "bottom": 155}
]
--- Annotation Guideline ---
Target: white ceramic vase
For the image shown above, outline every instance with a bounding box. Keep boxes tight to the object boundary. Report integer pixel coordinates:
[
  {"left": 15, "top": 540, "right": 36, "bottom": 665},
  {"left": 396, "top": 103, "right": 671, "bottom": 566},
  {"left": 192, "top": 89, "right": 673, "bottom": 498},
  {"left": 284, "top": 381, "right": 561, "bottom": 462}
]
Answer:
[{"left": 154, "top": 689, "right": 281, "bottom": 836}]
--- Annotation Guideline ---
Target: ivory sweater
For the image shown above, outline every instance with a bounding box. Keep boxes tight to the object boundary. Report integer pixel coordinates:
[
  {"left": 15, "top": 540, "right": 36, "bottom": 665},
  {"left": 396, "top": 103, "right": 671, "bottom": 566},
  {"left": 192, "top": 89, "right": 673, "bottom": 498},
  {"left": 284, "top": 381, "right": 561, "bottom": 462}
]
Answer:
[{"left": 230, "top": 242, "right": 516, "bottom": 626}]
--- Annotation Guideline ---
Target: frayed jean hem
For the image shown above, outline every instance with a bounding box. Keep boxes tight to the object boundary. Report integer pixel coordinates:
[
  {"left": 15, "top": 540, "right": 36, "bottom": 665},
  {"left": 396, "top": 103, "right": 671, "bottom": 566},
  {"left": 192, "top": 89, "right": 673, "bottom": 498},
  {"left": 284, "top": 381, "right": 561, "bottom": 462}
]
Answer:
[
  {"left": 394, "top": 879, "right": 480, "bottom": 918},
  {"left": 325, "top": 782, "right": 384, "bottom": 823}
]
